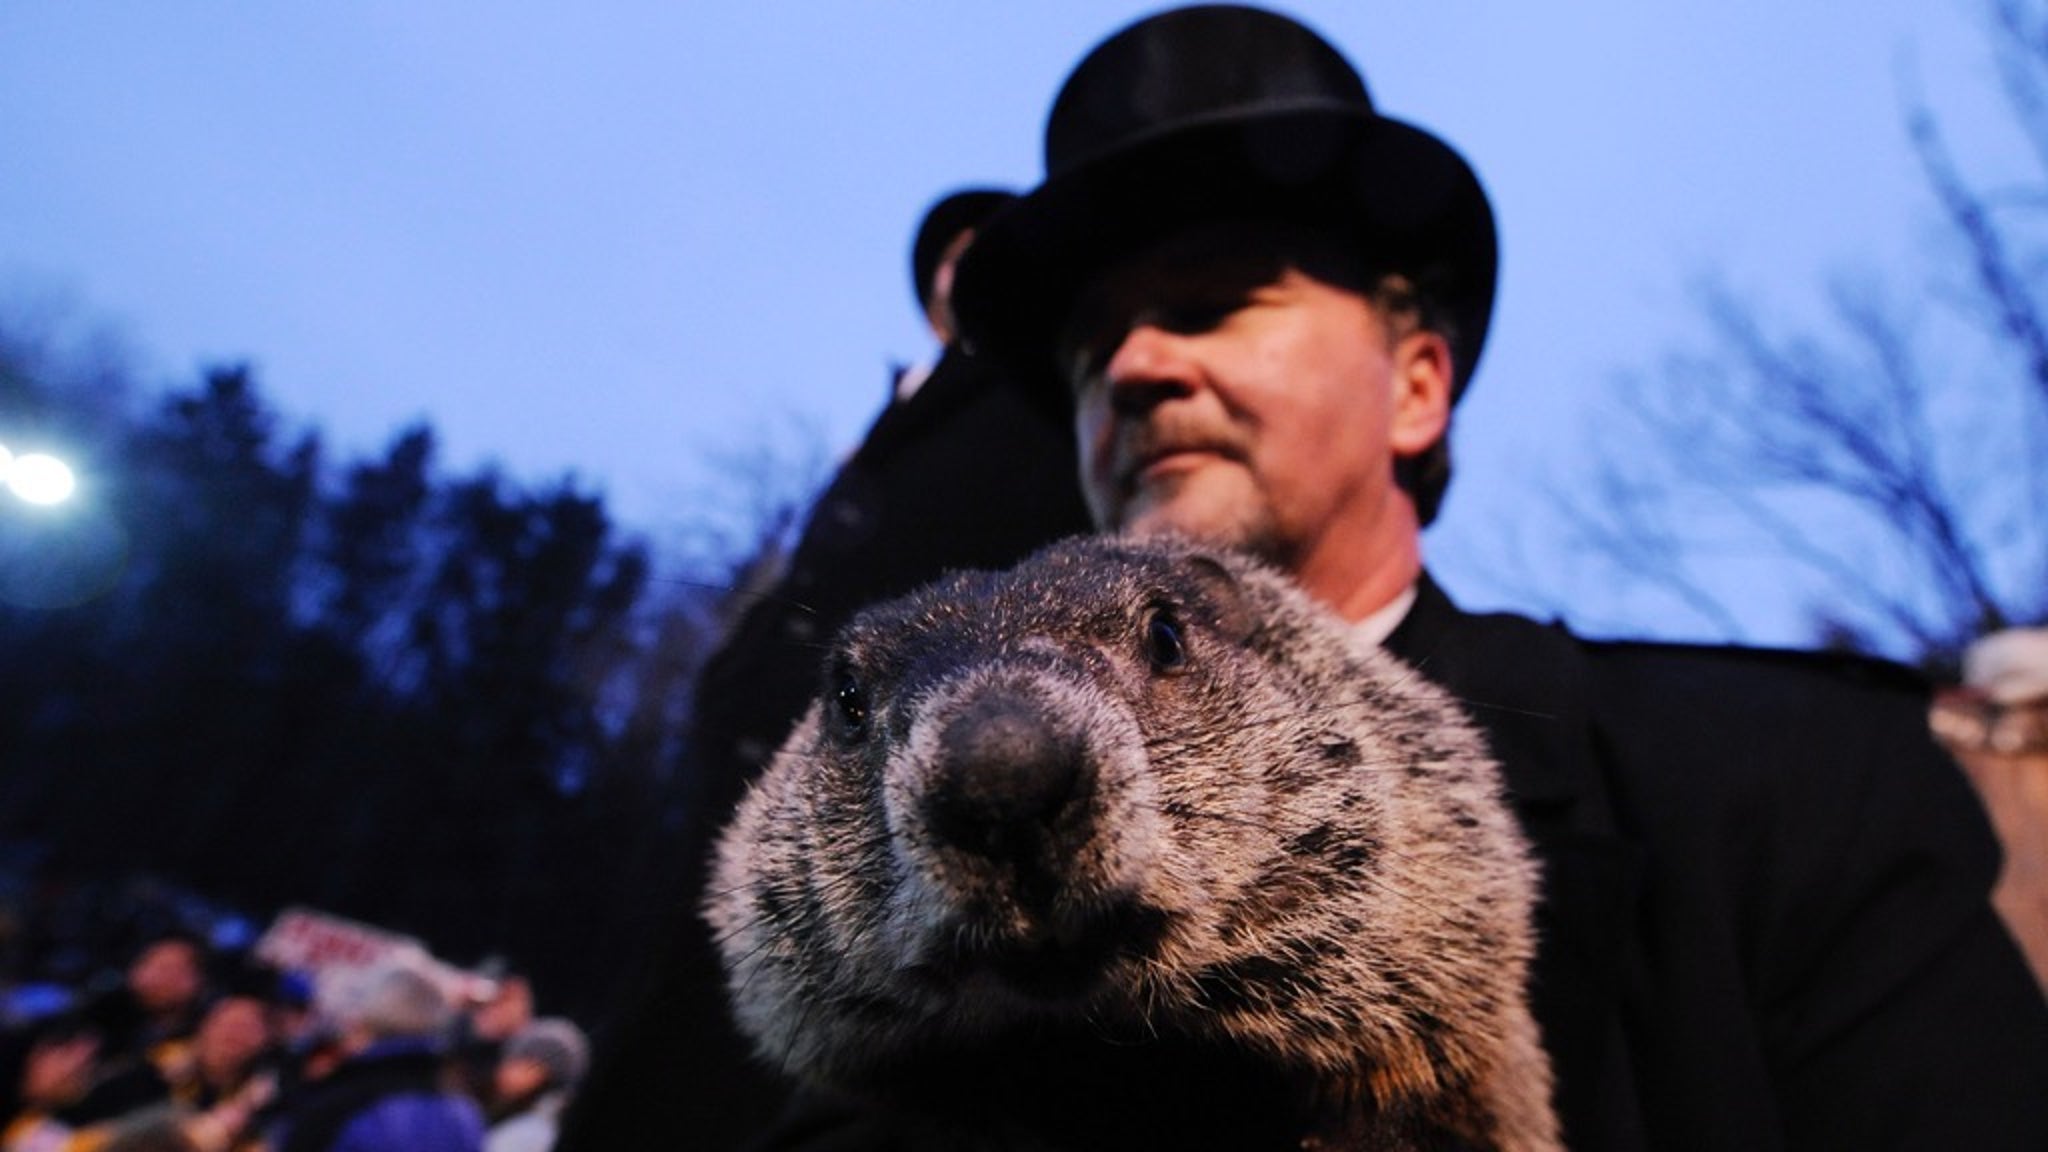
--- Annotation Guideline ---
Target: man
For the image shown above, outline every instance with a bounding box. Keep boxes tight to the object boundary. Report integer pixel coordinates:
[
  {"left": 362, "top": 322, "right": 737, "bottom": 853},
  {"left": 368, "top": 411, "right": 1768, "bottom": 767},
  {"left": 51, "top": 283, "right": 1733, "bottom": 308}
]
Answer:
[
  {"left": 268, "top": 961, "right": 482, "bottom": 1152},
  {"left": 933, "top": 5, "right": 2048, "bottom": 1149},
  {"left": 901, "top": 187, "right": 1012, "bottom": 387},
  {"left": 1933, "top": 626, "right": 2048, "bottom": 992},
  {"left": 556, "top": 189, "right": 1092, "bottom": 1151},
  {"left": 681, "top": 186, "right": 1093, "bottom": 805},
  {"left": 445, "top": 973, "right": 533, "bottom": 1108},
  {"left": 171, "top": 989, "right": 276, "bottom": 1112},
  {"left": 483, "top": 1017, "right": 588, "bottom": 1152}
]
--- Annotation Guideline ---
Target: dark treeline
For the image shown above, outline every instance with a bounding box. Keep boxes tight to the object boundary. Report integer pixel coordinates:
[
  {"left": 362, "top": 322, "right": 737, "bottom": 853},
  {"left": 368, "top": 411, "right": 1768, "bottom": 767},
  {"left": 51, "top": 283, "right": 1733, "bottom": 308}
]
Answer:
[{"left": 0, "top": 334, "right": 779, "bottom": 1021}]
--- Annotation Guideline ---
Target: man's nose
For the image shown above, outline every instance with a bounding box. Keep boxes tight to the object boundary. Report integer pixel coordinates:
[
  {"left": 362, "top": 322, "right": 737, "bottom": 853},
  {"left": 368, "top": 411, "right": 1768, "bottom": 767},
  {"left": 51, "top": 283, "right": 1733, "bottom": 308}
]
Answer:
[{"left": 1102, "top": 324, "right": 1198, "bottom": 415}]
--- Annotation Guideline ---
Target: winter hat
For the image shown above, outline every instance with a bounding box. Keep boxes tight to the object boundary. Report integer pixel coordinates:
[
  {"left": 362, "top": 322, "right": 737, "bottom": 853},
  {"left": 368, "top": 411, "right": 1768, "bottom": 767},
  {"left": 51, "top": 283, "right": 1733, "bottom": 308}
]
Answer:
[{"left": 504, "top": 1017, "right": 590, "bottom": 1088}]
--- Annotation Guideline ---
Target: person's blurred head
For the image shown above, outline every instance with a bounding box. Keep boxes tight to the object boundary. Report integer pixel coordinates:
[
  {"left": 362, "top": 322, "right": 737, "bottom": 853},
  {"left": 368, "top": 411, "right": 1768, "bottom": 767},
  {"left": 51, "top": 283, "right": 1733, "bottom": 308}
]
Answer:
[
  {"left": 493, "top": 1017, "right": 589, "bottom": 1104},
  {"left": 126, "top": 932, "right": 207, "bottom": 1019},
  {"left": 193, "top": 993, "right": 273, "bottom": 1089},
  {"left": 334, "top": 959, "right": 452, "bottom": 1052},
  {"left": 467, "top": 973, "right": 533, "bottom": 1043},
  {"left": 910, "top": 187, "right": 1015, "bottom": 345}
]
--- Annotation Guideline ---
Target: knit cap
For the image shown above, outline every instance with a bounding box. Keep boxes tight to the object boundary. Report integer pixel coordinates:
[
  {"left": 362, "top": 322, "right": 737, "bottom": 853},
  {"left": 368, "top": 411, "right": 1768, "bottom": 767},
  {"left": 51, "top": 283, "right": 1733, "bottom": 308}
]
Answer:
[
  {"left": 1963, "top": 628, "right": 2048, "bottom": 705},
  {"left": 504, "top": 1017, "right": 589, "bottom": 1088}
]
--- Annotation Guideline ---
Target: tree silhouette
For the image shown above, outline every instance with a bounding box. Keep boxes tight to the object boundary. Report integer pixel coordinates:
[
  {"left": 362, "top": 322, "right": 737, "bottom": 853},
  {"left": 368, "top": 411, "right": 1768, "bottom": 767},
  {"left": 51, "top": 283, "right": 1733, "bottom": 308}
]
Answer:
[
  {"left": 1551, "top": 0, "right": 2048, "bottom": 668},
  {"left": 0, "top": 340, "right": 758, "bottom": 1016}
]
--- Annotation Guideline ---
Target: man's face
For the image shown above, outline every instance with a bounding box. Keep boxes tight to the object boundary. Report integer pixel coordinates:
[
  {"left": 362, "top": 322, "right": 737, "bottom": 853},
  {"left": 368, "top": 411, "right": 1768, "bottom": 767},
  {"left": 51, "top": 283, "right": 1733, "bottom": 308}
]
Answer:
[
  {"left": 495, "top": 1054, "right": 553, "bottom": 1103},
  {"left": 1056, "top": 224, "right": 1450, "bottom": 611},
  {"left": 924, "top": 228, "right": 977, "bottom": 344},
  {"left": 196, "top": 996, "right": 272, "bottom": 1083},
  {"left": 128, "top": 939, "right": 204, "bottom": 1016}
]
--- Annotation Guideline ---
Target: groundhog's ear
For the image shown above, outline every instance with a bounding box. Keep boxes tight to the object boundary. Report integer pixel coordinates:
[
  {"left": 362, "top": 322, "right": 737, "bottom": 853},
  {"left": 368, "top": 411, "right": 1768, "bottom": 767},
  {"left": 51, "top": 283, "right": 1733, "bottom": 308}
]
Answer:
[{"left": 1180, "top": 554, "right": 1255, "bottom": 644}]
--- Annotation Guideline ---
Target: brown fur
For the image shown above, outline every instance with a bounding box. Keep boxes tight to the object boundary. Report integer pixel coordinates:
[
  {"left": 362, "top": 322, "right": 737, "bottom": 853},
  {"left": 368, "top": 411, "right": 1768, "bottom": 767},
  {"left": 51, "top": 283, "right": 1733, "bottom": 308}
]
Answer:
[{"left": 705, "top": 535, "right": 1559, "bottom": 1151}]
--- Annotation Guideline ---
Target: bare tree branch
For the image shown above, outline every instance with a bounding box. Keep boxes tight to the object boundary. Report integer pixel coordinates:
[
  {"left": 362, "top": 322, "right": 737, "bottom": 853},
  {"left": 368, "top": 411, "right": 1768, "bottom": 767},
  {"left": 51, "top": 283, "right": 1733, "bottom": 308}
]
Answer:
[
  {"left": 1549, "top": 0, "right": 2048, "bottom": 664},
  {"left": 1994, "top": 0, "right": 2048, "bottom": 175},
  {"left": 1909, "top": 95, "right": 2048, "bottom": 397}
]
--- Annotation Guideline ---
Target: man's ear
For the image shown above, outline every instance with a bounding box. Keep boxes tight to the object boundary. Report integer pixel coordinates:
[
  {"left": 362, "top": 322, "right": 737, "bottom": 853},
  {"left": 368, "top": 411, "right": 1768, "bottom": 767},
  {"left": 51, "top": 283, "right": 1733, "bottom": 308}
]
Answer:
[{"left": 1388, "top": 329, "right": 1453, "bottom": 457}]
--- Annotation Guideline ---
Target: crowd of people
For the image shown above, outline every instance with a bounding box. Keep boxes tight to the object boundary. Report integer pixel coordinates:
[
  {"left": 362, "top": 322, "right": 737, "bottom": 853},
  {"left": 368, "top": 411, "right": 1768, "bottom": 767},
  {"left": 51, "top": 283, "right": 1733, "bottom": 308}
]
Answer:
[{"left": 1, "top": 921, "right": 588, "bottom": 1152}]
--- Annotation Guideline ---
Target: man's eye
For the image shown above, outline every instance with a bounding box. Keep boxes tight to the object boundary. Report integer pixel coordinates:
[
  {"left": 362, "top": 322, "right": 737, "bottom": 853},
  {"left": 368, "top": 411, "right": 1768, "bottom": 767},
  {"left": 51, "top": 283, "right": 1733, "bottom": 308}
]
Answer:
[
  {"left": 1056, "top": 293, "right": 1245, "bottom": 395},
  {"left": 1156, "top": 302, "right": 1236, "bottom": 333}
]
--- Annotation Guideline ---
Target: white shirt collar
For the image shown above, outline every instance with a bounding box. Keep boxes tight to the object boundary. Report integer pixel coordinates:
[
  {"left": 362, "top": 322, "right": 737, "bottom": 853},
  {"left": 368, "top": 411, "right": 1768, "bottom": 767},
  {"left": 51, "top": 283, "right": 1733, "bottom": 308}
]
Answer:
[
  {"left": 1352, "top": 583, "right": 1418, "bottom": 647},
  {"left": 894, "top": 359, "right": 936, "bottom": 402}
]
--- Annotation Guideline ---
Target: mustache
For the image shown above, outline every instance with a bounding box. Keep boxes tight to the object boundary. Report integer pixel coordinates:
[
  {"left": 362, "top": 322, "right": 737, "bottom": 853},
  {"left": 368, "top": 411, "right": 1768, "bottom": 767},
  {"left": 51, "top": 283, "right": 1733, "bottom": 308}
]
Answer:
[{"left": 1110, "top": 418, "right": 1252, "bottom": 485}]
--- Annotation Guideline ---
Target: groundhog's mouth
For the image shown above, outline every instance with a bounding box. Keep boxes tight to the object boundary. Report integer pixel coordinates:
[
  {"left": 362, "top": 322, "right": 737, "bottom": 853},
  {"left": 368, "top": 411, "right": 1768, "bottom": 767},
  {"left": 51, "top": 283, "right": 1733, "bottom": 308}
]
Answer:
[{"left": 913, "top": 902, "right": 1168, "bottom": 1003}]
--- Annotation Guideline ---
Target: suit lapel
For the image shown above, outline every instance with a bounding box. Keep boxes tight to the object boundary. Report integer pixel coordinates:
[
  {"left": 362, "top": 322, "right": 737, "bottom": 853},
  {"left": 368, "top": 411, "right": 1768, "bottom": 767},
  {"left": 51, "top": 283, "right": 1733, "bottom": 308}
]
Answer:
[
  {"left": 1385, "top": 575, "right": 1647, "bottom": 1148},
  {"left": 1385, "top": 575, "right": 1596, "bottom": 812}
]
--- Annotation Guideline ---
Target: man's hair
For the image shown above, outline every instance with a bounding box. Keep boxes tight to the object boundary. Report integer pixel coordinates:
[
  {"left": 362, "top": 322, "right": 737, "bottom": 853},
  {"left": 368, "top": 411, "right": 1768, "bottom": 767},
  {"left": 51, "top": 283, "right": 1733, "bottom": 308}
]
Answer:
[
  {"left": 504, "top": 1017, "right": 591, "bottom": 1089},
  {"left": 1057, "top": 218, "right": 1461, "bottom": 524},
  {"left": 1361, "top": 271, "right": 1458, "bottom": 528},
  {"left": 339, "top": 960, "right": 451, "bottom": 1042},
  {"left": 130, "top": 927, "right": 209, "bottom": 964}
]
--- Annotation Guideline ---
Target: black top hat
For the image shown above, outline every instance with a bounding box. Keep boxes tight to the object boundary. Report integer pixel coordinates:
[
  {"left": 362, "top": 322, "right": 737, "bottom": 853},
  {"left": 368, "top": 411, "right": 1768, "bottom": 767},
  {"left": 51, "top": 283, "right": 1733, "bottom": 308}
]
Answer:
[
  {"left": 911, "top": 187, "right": 1016, "bottom": 313},
  {"left": 953, "top": 4, "right": 1497, "bottom": 401}
]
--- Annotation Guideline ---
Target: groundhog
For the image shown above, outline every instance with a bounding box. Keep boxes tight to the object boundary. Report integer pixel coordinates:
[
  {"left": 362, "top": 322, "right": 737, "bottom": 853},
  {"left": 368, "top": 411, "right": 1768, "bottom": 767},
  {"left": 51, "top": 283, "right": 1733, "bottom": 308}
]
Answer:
[{"left": 704, "top": 534, "right": 1558, "bottom": 1152}]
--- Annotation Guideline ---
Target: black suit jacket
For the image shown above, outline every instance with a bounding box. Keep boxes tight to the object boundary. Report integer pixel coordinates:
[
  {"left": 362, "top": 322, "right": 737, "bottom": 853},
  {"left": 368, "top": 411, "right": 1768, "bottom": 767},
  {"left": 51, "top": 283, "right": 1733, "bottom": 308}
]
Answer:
[
  {"left": 689, "top": 346, "right": 1094, "bottom": 809},
  {"left": 1386, "top": 575, "right": 2048, "bottom": 1150}
]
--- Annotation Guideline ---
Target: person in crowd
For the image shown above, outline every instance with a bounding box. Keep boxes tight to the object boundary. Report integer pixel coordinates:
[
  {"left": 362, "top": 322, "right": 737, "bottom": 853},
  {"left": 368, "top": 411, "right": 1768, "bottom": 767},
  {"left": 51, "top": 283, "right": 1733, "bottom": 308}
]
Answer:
[
  {"left": 1932, "top": 625, "right": 2048, "bottom": 993},
  {"left": 89, "top": 981, "right": 287, "bottom": 1152},
  {"left": 265, "top": 960, "right": 481, "bottom": 1152},
  {"left": 85, "top": 931, "right": 209, "bottom": 1106},
  {"left": 166, "top": 990, "right": 275, "bottom": 1115},
  {"left": 3, "top": 1024, "right": 105, "bottom": 1150},
  {"left": 445, "top": 974, "right": 533, "bottom": 1110},
  {"left": 680, "top": 185, "right": 1094, "bottom": 812},
  {"left": 482, "top": 1019, "right": 586, "bottom": 1152},
  {"left": 558, "top": 187, "right": 1093, "bottom": 1151}
]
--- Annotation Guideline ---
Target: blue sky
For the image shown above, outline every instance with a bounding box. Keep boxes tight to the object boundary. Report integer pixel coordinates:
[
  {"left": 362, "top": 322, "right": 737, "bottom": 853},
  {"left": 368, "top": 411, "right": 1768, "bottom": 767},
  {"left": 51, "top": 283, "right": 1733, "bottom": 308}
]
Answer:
[{"left": 0, "top": 1, "right": 2014, "bottom": 645}]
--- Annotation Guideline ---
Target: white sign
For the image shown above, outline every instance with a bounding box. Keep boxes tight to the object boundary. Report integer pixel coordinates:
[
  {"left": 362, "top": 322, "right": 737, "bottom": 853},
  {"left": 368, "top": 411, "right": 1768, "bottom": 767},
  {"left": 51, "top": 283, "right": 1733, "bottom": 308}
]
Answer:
[{"left": 254, "top": 906, "right": 497, "bottom": 1013}]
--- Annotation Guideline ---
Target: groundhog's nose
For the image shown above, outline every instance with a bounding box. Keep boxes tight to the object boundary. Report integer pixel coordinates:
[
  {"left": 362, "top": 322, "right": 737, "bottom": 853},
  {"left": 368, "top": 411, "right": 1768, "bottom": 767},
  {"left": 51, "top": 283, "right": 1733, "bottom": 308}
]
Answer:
[{"left": 926, "top": 689, "right": 1095, "bottom": 879}]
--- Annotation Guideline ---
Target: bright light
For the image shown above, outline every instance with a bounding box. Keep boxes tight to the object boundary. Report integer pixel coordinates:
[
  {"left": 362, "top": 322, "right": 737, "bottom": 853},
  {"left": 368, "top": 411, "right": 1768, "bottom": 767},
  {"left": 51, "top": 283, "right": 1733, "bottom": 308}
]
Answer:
[{"left": 8, "top": 452, "right": 76, "bottom": 505}]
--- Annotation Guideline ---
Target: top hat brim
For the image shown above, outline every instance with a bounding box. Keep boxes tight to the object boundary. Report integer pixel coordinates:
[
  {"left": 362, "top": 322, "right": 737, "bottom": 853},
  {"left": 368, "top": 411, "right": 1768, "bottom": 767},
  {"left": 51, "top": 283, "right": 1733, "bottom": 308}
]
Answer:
[{"left": 954, "top": 104, "right": 1497, "bottom": 403}]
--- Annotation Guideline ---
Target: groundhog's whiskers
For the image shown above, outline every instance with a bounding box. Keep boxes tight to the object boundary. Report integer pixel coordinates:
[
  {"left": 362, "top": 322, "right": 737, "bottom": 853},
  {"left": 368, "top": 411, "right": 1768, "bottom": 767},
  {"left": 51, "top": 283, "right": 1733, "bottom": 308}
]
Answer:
[{"left": 1140, "top": 685, "right": 1490, "bottom": 757}]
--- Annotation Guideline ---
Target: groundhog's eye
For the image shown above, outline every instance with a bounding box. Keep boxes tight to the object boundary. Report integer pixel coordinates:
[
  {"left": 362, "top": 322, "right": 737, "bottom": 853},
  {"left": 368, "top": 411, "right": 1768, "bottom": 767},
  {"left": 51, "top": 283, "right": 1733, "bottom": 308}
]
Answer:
[
  {"left": 1143, "top": 608, "right": 1188, "bottom": 673},
  {"left": 831, "top": 670, "right": 870, "bottom": 740}
]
